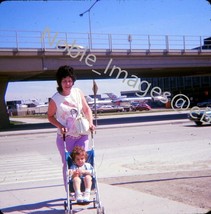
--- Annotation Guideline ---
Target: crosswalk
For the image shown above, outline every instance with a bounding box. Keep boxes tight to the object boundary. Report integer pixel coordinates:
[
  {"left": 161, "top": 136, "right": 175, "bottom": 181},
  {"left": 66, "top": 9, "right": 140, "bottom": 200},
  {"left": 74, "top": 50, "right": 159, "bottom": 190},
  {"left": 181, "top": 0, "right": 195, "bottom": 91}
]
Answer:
[{"left": 0, "top": 152, "right": 62, "bottom": 186}]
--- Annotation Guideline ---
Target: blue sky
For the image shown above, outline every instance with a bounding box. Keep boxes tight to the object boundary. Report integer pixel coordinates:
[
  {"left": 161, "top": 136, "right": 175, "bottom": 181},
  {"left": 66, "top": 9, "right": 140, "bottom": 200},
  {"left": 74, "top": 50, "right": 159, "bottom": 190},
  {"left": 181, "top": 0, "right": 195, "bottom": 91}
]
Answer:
[{"left": 1, "top": 0, "right": 211, "bottom": 101}]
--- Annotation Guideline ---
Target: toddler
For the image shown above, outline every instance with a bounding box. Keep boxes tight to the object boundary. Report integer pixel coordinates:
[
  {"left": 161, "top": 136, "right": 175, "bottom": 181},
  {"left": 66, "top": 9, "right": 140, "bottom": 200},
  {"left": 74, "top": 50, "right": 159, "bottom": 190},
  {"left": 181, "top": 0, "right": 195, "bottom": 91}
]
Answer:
[{"left": 69, "top": 146, "right": 94, "bottom": 203}]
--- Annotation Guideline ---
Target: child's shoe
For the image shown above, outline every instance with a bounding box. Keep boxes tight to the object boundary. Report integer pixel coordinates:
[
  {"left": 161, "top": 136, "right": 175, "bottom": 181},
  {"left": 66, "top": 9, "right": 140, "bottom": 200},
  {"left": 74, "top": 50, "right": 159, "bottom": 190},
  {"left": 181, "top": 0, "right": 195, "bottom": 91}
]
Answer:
[
  {"left": 76, "top": 193, "right": 83, "bottom": 203},
  {"left": 83, "top": 191, "right": 91, "bottom": 202}
]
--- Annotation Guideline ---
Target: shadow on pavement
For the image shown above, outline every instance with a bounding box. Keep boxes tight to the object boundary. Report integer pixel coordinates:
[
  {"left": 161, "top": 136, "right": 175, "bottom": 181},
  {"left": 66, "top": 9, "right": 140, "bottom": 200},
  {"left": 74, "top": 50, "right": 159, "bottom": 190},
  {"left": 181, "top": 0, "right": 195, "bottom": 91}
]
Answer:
[
  {"left": 184, "top": 123, "right": 211, "bottom": 128},
  {"left": 0, "top": 123, "right": 55, "bottom": 132},
  {"left": 1, "top": 199, "right": 98, "bottom": 214},
  {"left": 1, "top": 198, "right": 65, "bottom": 214},
  {"left": 110, "top": 174, "right": 211, "bottom": 186}
]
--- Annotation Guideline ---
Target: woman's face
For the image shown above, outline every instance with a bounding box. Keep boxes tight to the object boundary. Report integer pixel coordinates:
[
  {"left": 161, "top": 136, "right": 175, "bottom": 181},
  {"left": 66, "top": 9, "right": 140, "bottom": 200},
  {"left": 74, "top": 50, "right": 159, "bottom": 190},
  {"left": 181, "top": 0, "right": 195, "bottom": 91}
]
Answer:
[{"left": 61, "top": 76, "right": 74, "bottom": 95}]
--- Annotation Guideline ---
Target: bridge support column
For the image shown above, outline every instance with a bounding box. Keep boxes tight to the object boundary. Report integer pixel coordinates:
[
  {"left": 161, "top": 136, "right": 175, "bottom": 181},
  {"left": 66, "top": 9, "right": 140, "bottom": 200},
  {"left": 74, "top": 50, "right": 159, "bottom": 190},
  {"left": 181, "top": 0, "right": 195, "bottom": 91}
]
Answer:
[{"left": 0, "top": 78, "right": 10, "bottom": 129}]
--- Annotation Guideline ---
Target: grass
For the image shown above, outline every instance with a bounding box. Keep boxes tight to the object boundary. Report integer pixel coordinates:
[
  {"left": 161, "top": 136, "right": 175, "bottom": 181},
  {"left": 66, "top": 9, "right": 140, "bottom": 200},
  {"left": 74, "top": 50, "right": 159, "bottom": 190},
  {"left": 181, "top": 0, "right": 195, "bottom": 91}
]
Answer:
[
  {"left": 10, "top": 108, "right": 179, "bottom": 119},
  {"left": 10, "top": 114, "right": 48, "bottom": 119}
]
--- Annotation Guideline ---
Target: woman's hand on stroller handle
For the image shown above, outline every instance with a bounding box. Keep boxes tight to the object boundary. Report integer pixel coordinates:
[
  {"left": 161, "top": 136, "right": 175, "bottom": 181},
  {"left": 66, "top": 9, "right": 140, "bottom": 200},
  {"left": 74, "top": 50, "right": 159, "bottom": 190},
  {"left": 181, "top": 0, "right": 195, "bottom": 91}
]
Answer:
[
  {"left": 61, "top": 126, "right": 68, "bottom": 134},
  {"left": 89, "top": 123, "right": 96, "bottom": 132}
]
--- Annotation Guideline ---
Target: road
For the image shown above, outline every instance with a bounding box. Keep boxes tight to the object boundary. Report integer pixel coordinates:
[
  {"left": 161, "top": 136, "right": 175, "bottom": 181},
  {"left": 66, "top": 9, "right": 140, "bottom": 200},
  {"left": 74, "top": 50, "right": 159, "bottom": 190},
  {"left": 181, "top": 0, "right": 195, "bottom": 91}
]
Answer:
[
  {"left": 95, "top": 121, "right": 211, "bottom": 210},
  {"left": 2, "top": 110, "right": 188, "bottom": 132},
  {"left": 0, "top": 114, "right": 210, "bottom": 213}
]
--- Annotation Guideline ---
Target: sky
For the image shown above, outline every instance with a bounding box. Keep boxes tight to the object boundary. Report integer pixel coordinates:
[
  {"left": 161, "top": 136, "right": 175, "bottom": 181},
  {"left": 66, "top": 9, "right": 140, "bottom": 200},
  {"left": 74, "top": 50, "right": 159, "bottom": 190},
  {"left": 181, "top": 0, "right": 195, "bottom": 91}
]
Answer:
[{"left": 1, "top": 0, "right": 211, "bottom": 102}]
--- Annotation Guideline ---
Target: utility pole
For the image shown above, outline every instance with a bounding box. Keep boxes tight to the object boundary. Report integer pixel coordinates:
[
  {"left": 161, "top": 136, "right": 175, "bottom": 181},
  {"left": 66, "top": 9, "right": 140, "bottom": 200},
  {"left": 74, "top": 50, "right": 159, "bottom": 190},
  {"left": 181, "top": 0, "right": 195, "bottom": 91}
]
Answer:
[{"left": 79, "top": 0, "right": 100, "bottom": 49}]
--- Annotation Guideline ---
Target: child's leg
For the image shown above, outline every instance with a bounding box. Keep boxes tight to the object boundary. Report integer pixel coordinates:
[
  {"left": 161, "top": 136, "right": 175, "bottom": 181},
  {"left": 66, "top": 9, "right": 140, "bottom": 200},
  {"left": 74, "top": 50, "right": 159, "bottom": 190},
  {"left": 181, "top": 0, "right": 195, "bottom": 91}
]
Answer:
[
  {"left": 72, "top": 177, "right": 83, "bottom": 202},
  {"left": 83, "top": 175, "right": 92, "bottom": 190},
  {"left": 83, "top": 175, "right": 92, "bottom": 202},
  {"left": 72, "top": 176, "right": 81, "bottom": 193}
]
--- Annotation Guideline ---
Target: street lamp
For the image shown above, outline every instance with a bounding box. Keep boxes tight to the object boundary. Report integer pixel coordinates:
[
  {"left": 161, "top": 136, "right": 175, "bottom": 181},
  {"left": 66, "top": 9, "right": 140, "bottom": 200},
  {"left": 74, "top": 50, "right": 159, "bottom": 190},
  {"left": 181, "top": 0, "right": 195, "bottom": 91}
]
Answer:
[{"left": 79, "top": 0, "right": 100, "bottom": 49}]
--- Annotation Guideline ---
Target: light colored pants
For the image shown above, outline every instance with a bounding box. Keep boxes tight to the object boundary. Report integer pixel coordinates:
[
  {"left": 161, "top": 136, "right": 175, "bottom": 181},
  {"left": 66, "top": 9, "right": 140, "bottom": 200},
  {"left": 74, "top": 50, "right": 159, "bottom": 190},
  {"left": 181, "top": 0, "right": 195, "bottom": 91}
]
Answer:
[{"left": 56, "top": 134, "right": 89, "bottom": 191}]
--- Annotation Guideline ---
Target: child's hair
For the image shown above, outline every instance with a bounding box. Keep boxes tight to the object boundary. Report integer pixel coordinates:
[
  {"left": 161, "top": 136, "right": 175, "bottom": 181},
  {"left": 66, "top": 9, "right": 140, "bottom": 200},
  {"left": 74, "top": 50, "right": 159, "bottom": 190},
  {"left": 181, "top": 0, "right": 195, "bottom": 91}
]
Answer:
[{"left": 71, "top": 146, "right": 88, "bottom": 161}]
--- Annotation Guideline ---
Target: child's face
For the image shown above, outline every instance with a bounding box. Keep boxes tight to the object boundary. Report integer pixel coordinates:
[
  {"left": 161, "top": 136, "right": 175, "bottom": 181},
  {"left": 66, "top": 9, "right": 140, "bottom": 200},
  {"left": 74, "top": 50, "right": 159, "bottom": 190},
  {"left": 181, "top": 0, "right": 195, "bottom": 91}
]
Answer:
[{"left": 74, "top": 153, "right": 86, "bottom": 167}]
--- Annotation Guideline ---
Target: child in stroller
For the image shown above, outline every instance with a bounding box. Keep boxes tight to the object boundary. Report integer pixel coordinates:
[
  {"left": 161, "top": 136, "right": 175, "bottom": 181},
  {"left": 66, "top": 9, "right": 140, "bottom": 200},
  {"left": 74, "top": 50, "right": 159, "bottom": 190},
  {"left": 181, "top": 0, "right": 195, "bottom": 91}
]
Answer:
[
  {"left": 64, "top": 134, "right": 105, "bottom": 214},
  {"left": 69, "top": 146, "right": 94, "bottom": 203}
]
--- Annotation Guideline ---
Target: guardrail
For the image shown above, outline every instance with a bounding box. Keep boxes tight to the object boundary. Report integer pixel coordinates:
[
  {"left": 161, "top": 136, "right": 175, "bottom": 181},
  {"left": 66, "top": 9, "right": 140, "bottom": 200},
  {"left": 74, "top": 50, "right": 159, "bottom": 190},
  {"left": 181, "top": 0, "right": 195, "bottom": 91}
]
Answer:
[{"left": 0, "top": 29, "right": 210, "bottom": 52}]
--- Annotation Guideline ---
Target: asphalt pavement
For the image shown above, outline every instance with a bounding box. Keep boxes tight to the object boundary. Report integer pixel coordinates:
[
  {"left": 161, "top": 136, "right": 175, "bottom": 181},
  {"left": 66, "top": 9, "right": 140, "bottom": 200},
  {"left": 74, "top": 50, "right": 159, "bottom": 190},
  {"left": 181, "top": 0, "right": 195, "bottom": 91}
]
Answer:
[{"left": 0, "top": 111, "right": 209, "bottom": 214}]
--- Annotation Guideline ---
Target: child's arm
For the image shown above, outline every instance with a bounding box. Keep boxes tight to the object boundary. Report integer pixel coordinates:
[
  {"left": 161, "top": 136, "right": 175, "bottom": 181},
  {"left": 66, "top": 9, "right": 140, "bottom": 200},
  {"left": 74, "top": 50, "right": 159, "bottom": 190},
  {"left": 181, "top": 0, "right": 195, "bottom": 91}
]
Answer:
[
  {"left": 79, "top": 163, "right": 94, "bottom": 176},
  {"left": 69, "top": 165, "right": 80, "bottom": 178}
]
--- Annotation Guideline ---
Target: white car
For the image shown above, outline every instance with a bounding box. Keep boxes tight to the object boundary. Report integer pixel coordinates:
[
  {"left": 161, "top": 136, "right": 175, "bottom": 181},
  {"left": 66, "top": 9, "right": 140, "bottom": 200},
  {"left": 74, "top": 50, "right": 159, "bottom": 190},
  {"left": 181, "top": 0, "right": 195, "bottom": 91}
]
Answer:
[
  {"left": 92, "top": 105, "right": 124, "bottom": 113},
  {"left": 57, "top": 44, "right": 84, "bottom": 50},
  {"left": 188, "top": 110, "right": 211, "bottom": 126}
]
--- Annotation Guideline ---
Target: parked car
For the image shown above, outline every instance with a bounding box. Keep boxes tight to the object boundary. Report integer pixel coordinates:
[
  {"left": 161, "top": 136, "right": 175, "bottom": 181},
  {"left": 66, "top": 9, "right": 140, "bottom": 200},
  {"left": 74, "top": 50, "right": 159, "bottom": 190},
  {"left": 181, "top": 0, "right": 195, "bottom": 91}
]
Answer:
[
  {"left": 122, "top": 106, "right": 131, "bottom": 112},
  {"left": 197, "top": 99, "right": 211, "bottom": 107},
  {"left": 131, "top": 103, "right": 151, "bottom": 111},
  {"left": 92, "top": 105, "right": 124, "bottom": 113},
  {"left": 188, "top": 109, "right": 211, "bottom": 126}
]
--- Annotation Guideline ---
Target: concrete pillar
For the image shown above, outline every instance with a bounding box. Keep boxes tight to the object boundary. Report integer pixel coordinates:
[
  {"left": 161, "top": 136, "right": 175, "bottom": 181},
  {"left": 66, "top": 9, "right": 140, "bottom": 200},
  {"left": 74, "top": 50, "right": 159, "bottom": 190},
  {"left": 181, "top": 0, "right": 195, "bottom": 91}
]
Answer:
[{"left": 0, "top": 78, "right": 10, "bottom": 129}]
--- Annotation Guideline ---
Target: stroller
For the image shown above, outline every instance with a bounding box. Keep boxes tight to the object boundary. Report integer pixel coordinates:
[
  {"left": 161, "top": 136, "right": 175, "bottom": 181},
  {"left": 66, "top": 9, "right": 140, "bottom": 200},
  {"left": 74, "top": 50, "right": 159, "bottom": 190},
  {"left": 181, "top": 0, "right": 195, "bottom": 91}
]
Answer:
[{"left": 63, "top": 133, "right": 105, "bottom": 214}]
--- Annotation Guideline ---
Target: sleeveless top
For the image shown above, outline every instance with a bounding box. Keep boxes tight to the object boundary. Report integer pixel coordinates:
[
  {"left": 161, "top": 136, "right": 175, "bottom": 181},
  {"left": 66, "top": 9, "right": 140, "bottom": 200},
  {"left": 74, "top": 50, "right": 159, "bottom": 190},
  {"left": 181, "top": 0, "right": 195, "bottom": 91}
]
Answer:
[{"left": 51, "top": 88, "right": 83, "bottom": 137}]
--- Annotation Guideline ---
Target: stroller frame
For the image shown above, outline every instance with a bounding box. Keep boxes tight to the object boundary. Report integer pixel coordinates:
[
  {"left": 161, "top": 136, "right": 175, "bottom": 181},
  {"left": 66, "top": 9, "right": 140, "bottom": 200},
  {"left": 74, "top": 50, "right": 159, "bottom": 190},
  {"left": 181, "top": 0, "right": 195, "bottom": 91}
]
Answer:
[{"left": 63, "top": 133, "right": 105, "bottom": 214}]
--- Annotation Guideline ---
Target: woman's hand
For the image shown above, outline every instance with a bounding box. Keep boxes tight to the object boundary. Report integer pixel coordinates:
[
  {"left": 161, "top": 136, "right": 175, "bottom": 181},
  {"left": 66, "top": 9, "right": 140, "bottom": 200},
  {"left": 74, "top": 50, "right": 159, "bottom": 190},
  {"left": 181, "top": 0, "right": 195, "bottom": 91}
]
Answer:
[
  {"left": 89, "top": 123, "right": 96, "bottom": 132},
  {"left": 60, "top": 126, "right": 68, "bottom": 135}
]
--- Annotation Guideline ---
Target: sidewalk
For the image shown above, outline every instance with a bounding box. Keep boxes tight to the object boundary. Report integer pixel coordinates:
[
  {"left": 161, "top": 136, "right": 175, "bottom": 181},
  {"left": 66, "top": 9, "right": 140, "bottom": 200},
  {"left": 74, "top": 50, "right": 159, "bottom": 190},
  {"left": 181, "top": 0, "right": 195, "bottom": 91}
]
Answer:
[{"left": 0, "top": 179, "right": 207, "bottom": 214}]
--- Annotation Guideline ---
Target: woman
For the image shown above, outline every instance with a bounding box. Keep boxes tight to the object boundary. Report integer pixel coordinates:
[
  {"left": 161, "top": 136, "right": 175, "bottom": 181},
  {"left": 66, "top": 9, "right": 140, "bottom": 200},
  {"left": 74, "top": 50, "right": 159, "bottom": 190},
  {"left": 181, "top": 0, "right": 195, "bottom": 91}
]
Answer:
[{"left": 47, "top": 65, "right": 95, "bottom": 190}]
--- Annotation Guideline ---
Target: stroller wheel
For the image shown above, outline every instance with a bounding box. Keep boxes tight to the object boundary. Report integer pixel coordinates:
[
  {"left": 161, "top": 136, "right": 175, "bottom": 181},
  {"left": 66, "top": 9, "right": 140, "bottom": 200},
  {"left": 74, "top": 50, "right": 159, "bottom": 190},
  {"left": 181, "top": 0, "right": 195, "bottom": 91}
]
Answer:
[
  {"left": 64, "top": 201, "right": 74, "bottom": 214},
  {"left": 64, "top": 201, "right": 67, "bottom": 210},
  {"left": 93, "top": 198, "right": 96, "bottom": 208},
  {"left": 97, "top": 206, "right": 105, "bottom": 214}
]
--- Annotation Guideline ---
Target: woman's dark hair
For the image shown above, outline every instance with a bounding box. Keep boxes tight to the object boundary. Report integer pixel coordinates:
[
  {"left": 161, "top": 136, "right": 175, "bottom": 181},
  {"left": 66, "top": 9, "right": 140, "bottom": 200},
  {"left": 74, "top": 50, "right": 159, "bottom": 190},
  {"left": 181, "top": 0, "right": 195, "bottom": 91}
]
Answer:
[{"left": 56, "top": 65, "right": 77, "bottom": 93}]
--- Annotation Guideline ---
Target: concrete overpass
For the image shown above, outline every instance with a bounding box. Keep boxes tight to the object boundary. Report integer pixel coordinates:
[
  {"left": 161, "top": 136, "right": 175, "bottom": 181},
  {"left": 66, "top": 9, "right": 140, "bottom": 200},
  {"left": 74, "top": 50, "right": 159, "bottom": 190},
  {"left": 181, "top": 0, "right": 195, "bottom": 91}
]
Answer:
[
  {"left": 1, "top": 48, "right": 211, "bottom": 81},
  {"left": 0, "top": 30, "right": 211, "bottom": 129}
]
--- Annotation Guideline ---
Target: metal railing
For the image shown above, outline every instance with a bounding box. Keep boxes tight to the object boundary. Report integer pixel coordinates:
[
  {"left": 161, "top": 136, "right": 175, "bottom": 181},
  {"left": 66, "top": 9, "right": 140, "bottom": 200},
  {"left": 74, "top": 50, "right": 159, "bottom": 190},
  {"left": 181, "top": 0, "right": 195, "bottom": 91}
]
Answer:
[{"left": 0, "top": 29, "right": 210, "bottom": 52}]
